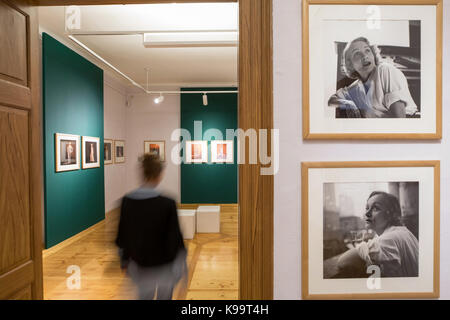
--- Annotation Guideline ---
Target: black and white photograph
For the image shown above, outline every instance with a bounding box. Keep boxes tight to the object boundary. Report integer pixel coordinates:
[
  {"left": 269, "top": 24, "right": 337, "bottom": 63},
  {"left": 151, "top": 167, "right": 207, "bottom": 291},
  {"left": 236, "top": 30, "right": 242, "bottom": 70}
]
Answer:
[
  {"left": 55, "top": 133, "right": 80, "bottom": 172},
  {"left": 303, "top": 1, "right": 441, "bottom": 138},
  {"left": 329, "top": 22, "right": 420, "bottom": 119},
  {"left": 82, "top": 136, "right": 100, "bottom": 169},
  {"left": 323, "top": 182, "right": 419, "bottom": 279},
  {"left": 302, "top": 161, "right": 439, "bottom": 299}
]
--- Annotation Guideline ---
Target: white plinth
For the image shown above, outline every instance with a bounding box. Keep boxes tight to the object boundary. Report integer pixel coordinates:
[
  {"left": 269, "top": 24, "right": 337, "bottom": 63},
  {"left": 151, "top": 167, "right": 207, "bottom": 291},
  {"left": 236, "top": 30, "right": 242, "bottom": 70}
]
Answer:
[
  {"left": 196, "top": 205, "right": 220, "bottom": 233},
  {"left": 177, "top": 209, "right": 196, "bottom": 240}
]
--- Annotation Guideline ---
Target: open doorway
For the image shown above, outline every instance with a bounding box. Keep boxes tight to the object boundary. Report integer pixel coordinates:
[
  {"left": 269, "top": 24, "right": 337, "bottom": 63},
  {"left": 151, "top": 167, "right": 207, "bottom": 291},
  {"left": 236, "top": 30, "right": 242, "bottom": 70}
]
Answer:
[
  {"left": 0, "top": 0, "right": 272, "bottom": 300},
  {"left": 39, "top": 2, "right": 239, "bottom": 300}
]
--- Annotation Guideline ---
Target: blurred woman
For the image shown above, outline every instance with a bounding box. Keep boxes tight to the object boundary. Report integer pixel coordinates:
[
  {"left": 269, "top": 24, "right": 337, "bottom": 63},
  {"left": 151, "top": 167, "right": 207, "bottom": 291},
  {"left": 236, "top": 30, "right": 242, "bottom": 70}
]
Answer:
[{"left": 116, "top": 154, "right": 187, "bottom": 299}]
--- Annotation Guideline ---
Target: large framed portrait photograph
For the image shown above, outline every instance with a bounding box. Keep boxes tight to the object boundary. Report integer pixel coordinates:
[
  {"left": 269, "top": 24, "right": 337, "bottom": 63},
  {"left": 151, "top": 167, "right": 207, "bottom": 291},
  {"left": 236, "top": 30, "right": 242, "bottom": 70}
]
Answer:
[
  {"left": 55, "top": 133, "right": 80, "bottom": 172},
  {"left": 301, "top": 161, "right": 439, "bottom": 299},
  {"left": 82, "top": 136, "right": 100, "bottom": 169},
  {"left": 104, "top": 139, "right": 113, "bottom": 165},
  {"left": 186, "top": 141, "right": 208, "bottom": 163},
  {"left": 144, "top": 141, "right": 165, "bottom": 162},
  {"left": 302, "top": 0, "right": 442, "bottom": 139}
]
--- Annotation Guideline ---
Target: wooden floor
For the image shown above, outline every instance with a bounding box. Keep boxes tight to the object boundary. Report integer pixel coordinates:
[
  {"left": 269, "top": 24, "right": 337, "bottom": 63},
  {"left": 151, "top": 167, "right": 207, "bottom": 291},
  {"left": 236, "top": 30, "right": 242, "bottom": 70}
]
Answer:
[{"left": 42, "top": 204, "right": 239, "bottom": 300}]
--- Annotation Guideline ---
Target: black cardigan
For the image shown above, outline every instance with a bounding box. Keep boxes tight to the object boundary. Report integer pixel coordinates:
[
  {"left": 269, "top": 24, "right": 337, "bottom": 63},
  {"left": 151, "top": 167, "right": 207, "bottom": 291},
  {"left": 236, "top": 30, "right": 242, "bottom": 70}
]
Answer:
[{"left": 115, "top": 195, "right": 185, "bottom": 267}]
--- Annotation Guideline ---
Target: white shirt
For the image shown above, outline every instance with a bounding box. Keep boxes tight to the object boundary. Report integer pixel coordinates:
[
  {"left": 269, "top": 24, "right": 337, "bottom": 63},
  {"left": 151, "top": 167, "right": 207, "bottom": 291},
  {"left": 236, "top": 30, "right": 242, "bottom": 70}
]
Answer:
[
  {"left": 356, "top": 226, "right": 419, "bottom": 277},
  {"left": 332, "top": 62, "right": 418, "bottom": 117}
]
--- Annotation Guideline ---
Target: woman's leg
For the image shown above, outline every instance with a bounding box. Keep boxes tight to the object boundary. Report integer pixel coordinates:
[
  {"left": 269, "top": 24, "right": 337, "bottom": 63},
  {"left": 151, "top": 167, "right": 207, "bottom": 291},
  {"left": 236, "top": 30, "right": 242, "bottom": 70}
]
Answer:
[
  {"left": 128, "top": 260, "right": 157, "bottom": 300},
  {"left": 155, "top": 283, "right": 174, "bottom": 300},
  {"left": 137, "top": 282, "right": 157, "bottom": 300}
]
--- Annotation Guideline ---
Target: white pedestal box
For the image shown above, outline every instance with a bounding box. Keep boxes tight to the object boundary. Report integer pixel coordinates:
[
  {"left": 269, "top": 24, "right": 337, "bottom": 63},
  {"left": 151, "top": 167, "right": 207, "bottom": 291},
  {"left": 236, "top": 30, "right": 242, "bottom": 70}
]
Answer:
[
  {"left": 177, "top": 209, "right": 196, "bottom": 240},
  {"left": 196, "top": 205, "right": 221, "bottom": 233}
]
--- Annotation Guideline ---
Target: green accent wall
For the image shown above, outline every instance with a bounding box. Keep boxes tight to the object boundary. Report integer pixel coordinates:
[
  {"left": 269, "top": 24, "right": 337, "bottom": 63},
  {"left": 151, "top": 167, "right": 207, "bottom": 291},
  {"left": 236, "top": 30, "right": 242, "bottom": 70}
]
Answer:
[
  {"left": 43, "top": 33, "right": 105, "bottom": 249},
  {"left": 180, "top": 88, "right": 238, "bottom": 204}
]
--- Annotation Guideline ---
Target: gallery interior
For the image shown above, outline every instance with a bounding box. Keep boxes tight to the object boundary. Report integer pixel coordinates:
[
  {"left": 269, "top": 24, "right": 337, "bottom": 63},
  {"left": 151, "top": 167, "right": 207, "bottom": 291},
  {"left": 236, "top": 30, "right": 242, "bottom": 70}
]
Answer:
[
  {"left": 38, "top": 3, "right": 240, "bottom": 300},
  {"left": 3, "top": 0, "right": 450, "bottom": 301}
]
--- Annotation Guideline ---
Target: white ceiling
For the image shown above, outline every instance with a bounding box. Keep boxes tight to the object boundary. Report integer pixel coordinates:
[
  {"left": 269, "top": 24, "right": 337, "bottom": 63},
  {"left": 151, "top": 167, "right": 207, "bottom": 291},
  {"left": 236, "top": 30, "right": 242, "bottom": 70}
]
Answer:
[{"left": 38, "top": 4, "right": 238, "bottom": 88}]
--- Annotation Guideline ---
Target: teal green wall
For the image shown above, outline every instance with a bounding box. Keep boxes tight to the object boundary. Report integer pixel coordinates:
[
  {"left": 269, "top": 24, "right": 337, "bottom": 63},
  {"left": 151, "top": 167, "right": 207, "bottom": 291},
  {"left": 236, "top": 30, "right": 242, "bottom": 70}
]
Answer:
[
  {"left": 180, "top": 88, "right": 238, "bottom": 204},
  {"left": 43, "top": 33, "right": 105, "bottom": 249}
]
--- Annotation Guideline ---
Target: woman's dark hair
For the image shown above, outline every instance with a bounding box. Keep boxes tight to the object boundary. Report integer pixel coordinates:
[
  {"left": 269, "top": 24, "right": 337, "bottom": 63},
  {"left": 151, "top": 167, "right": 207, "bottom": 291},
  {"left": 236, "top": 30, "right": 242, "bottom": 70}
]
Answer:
[
  {"left": 341, "top": 37, "right": 382, "bottom": 80},
  {"left": 368, "top": 191, "right": 403, "bottom": 227},
  {"left": 141, "top": 153, "right": 164, "bottom": 180}
]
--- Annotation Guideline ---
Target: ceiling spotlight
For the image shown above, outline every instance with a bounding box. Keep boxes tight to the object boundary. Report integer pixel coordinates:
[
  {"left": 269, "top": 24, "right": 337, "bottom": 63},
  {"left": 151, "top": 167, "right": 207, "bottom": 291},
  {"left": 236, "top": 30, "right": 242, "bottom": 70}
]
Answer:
[
  {"left": 202, "top": 93, "right": 208, "bottom": 106},
  {"left": 154, "top": 93, "right": 164, "bottom": 104}
]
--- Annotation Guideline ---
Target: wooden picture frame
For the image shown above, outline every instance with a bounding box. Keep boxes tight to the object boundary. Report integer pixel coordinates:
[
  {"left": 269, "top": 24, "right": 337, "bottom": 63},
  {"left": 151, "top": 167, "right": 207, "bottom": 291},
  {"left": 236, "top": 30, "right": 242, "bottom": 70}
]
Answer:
[
  {"left": 301, "top": 161, "right": 440, "bottom": 299},
  {"left": 186, "top": 141, "right": 208, "bottom": 163},
  {"left": 144, "top": 140, "right": 165, "bottom": 162},
  {"left": 302, "top": 0, "right": 442, "bottom": 139},
  {"left": 114, "top": 140, "right": 125, "bottom": 164},
  {"left": 82, "top": 136, "right": 100, "bottom": 169},
  {"left": 55, "top": 133, "right": 80, "bottom": 172},
  {"left": 6, "top": 0, "right": 275, "bottom": 301},
  {"left": 104, "top": 139, "right": 113, "bottom": 165}
]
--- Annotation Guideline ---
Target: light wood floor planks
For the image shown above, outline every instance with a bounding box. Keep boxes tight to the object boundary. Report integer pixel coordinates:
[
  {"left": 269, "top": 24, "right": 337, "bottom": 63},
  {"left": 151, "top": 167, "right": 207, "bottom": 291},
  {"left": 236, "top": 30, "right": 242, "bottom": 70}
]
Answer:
[{"left": 42, "top": 204, "right": 239, "bottom": 300}]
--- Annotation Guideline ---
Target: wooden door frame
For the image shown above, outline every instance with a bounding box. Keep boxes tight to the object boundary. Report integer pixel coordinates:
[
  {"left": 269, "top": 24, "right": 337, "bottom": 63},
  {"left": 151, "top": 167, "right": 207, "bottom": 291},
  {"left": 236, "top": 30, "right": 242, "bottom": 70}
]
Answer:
[
  {"left": 34, "top": 0, "right": 273, "bottom": 300},
  {"left": 0, "top": 0, "right": 43, "bottom": 300}
]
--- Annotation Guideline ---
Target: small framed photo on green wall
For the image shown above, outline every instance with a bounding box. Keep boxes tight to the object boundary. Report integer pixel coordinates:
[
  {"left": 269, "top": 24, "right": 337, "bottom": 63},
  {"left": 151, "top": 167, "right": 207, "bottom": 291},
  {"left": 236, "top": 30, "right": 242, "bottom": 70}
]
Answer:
[
  {"left": 55, "top": 133, "right": 80, "bottom": 172},
  {"left": 211, "top": 140, "right": 234, "bottom": 164},
  {"left": 186, "top": 141, "right": 207, "bottom": 163},
  {"left": 82, "top": 136, "right": 100, "bottom": 169}
]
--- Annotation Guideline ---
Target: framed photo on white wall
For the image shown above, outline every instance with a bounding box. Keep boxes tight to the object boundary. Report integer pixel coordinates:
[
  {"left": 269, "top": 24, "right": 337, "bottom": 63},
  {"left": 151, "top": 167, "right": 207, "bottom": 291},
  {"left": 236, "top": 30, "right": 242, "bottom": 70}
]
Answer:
[
  {"left": 104, "top": 139, "right": 113, "bottom": 165},
  {"left": 301, "top": 161, "right": 440, "bottom": 299},
  {"left": 114, "top": 140, "right": 125, "bottom": 164},
  {"left": 302, "top": 0, "right": 442, "bottom": 139},
  {"left": 186, "top": 141, "right": 208, "bottom": 163},
  {"left": 144, "top": 140, "right": 165, "bottom": 162}
]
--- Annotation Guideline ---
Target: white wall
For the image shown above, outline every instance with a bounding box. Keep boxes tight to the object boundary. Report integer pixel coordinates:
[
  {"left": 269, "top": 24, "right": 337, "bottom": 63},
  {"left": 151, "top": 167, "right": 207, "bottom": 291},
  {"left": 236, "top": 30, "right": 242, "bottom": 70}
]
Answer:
[
  {"left": 104, "top": 75, "right": 128, "bottom": 212},
  {"left": 124, "top": 89, "right": 181, "bottom": 202},
  {"left": 273, "top": 0, "right": 450, "bottom": 299}
]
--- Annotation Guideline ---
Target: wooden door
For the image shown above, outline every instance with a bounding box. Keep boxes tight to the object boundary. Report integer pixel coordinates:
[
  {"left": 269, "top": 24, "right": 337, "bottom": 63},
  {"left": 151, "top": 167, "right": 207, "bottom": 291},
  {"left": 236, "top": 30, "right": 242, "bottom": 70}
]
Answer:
[{"left": 0, "top": 0, "right": 43, "bottom": 300}]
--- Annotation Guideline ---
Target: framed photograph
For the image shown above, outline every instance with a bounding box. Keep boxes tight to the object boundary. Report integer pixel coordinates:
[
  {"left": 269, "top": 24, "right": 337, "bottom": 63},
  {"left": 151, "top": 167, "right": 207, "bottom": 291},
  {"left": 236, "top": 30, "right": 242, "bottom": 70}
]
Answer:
[
  {"left": 211, "top": 140, "right": 234, "bottom": 163},
  {"left": 55, "top": 133, "right": 80, "bottom": 172},
  {"left": 144, "top": 140, "right": 165, "bottom": 162},
  {"left": 302, "top": 0, "right": 442, "bottom": 139},
  {"left": 114, "top": 140, "right": 125, "bottom": 163},
  {"left": 301, "top": 161, "right": 439, "bottom": 299},
  {"left": 104, "top": 139, "right": 113, "bottom": 165},
  {"left": 186, "top": 141, "right": 208, "bottom": 163},
  {"left": 82, "top": 136, "right": 100, "bottom": 169}
]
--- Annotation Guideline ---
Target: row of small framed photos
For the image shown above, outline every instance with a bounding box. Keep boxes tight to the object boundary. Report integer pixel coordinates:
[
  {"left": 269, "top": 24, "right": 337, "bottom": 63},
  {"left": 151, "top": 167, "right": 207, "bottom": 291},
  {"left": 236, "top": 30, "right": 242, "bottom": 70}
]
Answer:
[
  {"left": 186, "top": 140, "right": 233, "bottom": 163},
  {"left": 104, "top": 139, "right": 125, "bottom": 165},
  {"left": 55, "top": 133, "right": 124, "bottom": 172},
  {"left": 142, "top": 140, "right": 234, "bottom": 164}
]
